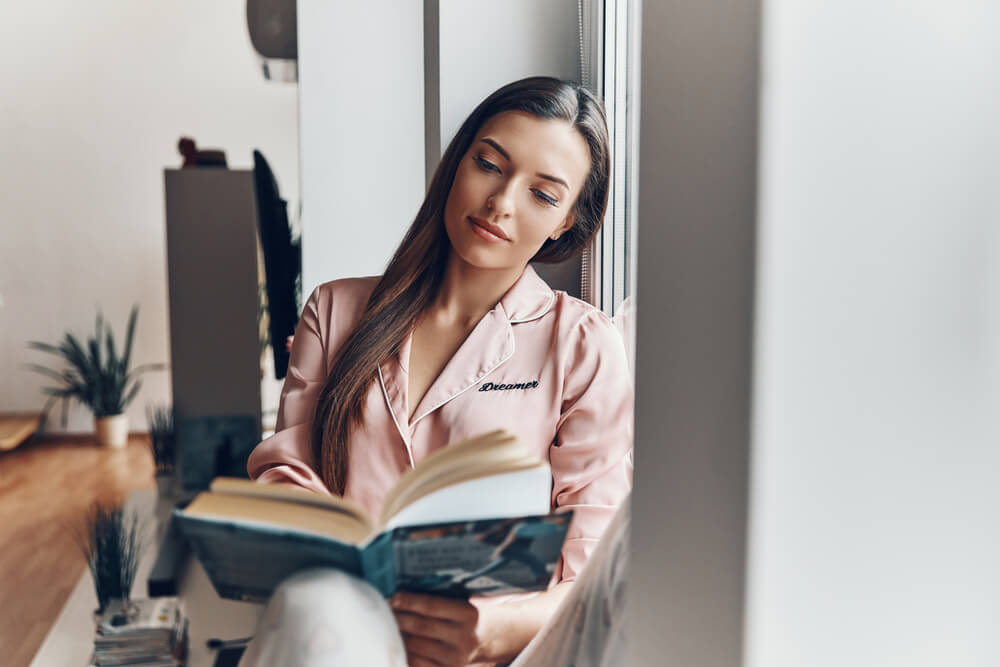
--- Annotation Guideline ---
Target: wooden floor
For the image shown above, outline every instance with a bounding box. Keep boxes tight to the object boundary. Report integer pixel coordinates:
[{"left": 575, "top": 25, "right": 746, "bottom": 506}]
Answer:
[{"left": 0, "top": 434, "right": 154, "bottom": 667}]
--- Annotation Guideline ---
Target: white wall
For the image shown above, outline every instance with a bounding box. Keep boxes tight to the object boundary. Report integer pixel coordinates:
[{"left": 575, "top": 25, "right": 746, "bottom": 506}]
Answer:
[
  {"left": 746, "top": 2, "right": 1000, "bottom": 666},
  {"left": 0, "top": 0, "right": 299, "bottom": 432},
  {"left": 436, "top": 0, "right": 579, "bottom": 158},
  {"left": 296, "top": 0, "right": 425, "bottom": 296}
]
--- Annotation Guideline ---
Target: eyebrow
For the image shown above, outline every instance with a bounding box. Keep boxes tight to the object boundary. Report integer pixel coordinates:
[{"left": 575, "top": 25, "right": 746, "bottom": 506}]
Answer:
[{"left": 479, "top": 138, "right": 570, "bottom": 190}]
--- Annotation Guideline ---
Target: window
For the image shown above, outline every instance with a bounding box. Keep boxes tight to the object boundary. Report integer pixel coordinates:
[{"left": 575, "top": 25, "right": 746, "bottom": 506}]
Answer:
[{"left": 579, "top": 0, "right": 640, "bottom": 317}]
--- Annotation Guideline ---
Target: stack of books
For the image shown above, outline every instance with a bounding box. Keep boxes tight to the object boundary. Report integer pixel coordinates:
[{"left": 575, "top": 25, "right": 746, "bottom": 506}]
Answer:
[{"left": 90, "top": 597, "right": 188, "bottom": 666}]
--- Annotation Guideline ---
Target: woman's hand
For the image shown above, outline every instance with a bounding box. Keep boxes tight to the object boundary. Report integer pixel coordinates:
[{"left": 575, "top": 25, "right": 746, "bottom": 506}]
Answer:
[{"left": 389, "top": 592, "right": 481, "bottom": 666}]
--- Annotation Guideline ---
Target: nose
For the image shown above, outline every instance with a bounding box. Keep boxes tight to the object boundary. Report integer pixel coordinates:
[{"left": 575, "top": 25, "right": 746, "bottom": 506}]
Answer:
[{"left": 486, "top": 184, "right": 514, "bottom": 219}]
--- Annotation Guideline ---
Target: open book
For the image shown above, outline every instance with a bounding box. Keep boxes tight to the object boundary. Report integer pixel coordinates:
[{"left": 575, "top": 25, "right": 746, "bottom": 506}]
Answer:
[{"left": 175, "top": 430, "right": 571, "bottom": 602}]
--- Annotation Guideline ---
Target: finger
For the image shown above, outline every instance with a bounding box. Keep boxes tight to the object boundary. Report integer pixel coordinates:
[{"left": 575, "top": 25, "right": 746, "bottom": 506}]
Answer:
[
  {"left": 393, "top": 610, "right": 471, "bottom": 648},
  {"left": 390, "top": 593, "right": 479, "bottom": 624},
  {"left": 402, "top": 631, "right": 463, "bottom": 667}
]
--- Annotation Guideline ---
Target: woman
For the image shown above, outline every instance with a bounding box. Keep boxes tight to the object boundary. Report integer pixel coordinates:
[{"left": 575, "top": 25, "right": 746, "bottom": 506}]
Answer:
[{"left": 245, "top": 76, "right": 633, "bottom": 666}]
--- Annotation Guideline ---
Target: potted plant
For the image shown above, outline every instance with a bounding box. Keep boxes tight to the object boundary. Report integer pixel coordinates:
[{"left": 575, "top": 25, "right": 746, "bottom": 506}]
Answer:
[
  {"left": 146, "top": 404, "right": 177, "bottom": 498},
  {"left": 78, "top": 501, "right": 146, "bottom": 615},
  {"left": 27, "top": 305, "right": 164, "bottom": 448}
]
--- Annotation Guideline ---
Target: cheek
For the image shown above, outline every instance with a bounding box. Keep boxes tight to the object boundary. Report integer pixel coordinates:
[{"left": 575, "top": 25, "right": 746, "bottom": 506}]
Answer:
[
  {"left": 518, "top": 211, "right": 564, "bottom": 247},
  {"left": 444, "top": 170, "right": 472, "bottom": 218},
  {"left": 450, "top": 162, "right": 484, "bottom": 202}
]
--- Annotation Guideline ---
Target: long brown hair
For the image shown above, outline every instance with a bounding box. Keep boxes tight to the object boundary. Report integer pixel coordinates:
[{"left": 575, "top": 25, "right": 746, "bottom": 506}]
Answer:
[{"left": 311, "top": 76, "right": 611, "bottom": 494}]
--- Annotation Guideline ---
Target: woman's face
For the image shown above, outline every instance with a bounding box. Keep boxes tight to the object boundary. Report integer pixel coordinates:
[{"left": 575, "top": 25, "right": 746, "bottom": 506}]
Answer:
[{"left": 443, "top": 111, "right": 591, "bottom": 272}]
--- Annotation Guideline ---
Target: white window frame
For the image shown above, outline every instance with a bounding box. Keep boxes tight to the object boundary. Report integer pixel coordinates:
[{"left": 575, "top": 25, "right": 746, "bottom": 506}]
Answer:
[{"left": 579, "top": 0, "right": 640, "bottom": 317}]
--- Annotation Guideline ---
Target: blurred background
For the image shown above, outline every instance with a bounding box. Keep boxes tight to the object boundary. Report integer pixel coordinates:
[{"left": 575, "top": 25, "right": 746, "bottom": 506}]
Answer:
[
  {"left": 0, "top": 1, "right": 300, "bottom": 434},
  {"left": 1, "top": 1, "right": 999, "bottom": 667}
]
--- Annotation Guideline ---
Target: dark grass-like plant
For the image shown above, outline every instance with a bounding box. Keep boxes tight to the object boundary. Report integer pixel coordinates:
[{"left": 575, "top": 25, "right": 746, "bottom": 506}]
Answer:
[
  {"left": 26, "top": 305, "right": 165, "bottom": 427},
  {"left": 146, "top": 404, "right": 176, "bottom": 475},
  {"left": 77, "top": 502, "right": 146, "bottom": 613}
]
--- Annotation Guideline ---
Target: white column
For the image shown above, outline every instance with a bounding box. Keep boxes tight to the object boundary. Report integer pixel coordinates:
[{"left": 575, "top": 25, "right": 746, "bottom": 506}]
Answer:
[
  {"left": 297, "top": 1, "right": 426, "bottom": 294},
  {"left": 627, "top": 1, "right": 761, "bottom": 665}
]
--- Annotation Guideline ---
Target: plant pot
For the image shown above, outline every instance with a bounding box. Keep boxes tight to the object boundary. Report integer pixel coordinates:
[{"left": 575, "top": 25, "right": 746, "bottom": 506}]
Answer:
[
  {"left": 96, "top": 414, "right": 129, "bottom": 448},
  {"left": 94, "top": 598, "right": 139, "bottom": 630}
]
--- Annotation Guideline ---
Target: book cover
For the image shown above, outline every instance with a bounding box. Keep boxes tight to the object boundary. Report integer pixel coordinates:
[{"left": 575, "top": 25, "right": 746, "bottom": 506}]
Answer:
[{"left": 176, "top": 510, "right": 572, "bottom": 602}]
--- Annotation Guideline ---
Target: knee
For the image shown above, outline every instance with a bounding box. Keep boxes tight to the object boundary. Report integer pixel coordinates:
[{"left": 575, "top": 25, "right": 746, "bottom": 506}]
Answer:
[{"left": 245, "top": 569, "right": 406, "bottom": 666}]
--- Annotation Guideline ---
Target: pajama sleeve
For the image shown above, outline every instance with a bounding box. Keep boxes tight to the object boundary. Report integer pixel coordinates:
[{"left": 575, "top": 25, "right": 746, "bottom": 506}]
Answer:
[
  {"left": 549, "top": 310, "right": 634, "bottom": 583},
  {"left": 246, "top": 286, "right": 333, "bottom": 496}
]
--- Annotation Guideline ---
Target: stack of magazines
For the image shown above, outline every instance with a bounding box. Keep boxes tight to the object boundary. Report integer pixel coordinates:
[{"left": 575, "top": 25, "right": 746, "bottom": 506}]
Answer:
[{"left": 90, "top": 597, "right": 188, "bottom": 666}]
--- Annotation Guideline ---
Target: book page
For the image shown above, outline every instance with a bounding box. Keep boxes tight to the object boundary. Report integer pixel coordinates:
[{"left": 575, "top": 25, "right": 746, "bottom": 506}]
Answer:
[
  {"left": 381, "top": 466, "right": 552, "bottom": 531},
  {"left": 185, "top": 492, "right": 372, "bottom": 544},
  {"left": 208, "top": 477, "right": 371, "bottom": 527},
  {"left": 379, "top": 430, "right": 543, "bottom": 523}
]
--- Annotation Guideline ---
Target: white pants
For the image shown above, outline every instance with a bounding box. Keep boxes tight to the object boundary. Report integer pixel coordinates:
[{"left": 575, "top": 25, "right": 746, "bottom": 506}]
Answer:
[
  {"left": 238, "top": 569, "right": 408, "bottom": 666},
  {"left": 239, "top": 500, "right": 629, "bottom": 667}
]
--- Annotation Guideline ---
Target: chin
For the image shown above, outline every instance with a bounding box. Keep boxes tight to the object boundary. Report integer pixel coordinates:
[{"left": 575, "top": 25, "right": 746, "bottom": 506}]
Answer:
[
  {"left": 448, "top": 233, "right": 527, "bottom": 271},
  {"left": 450, "top": 244, "right": 511, "bottom": 271}
]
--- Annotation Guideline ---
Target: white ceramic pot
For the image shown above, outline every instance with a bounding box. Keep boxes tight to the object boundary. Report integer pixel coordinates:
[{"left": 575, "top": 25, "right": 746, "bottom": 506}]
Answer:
[{"left": 95, "top": 414, "right": 129, "bottom": 448}]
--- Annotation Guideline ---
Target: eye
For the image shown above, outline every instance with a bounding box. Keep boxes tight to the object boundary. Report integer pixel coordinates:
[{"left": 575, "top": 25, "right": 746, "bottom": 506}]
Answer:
[
  {"left": 532, "top": 189, "right": 559, "bottom": 207},
  {"left": 474, "top": 155, "right": 501, "bottom": 173}
]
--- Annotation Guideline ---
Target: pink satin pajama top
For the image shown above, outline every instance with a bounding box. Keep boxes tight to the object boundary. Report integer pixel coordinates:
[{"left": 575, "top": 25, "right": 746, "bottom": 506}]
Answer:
[{"left": 246, "top": 266, "right": 634, "bottom": 583}]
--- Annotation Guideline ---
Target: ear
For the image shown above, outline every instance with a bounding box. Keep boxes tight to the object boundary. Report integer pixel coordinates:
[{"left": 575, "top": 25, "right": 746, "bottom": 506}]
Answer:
[{"left": 549, "top": 213, "right": 576, "bottom": 241}]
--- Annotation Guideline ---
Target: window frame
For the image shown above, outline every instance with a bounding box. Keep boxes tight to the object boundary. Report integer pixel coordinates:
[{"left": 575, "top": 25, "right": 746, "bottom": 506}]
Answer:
[{"left": 580, "top": 0, "right": 640, "bottom": 317}]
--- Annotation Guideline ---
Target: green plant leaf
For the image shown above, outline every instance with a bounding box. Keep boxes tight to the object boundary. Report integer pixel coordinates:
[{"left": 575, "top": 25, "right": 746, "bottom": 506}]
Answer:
[
  {"left": 61, "top": 332, "right": 92, "bottom": 375},
  {"left": 105, "top": 327, "right": 118, "bottom": 375},
  {"left": 88, "top": 333, "right": 102, "bottom": 376},
  {"left": 37, "top": 394, "right": 66, "bottom": 429},
  {"left": 131, "top": 362, "right": 169, "bottom": 374},
  {"left": 25, "top": 363, "right": 69, "bottom": 383},
  {"left": 27, "top": 341, "right": 65, "bottom": 356},
  {"left": 121, "top": 305, "right": 138, "bottom": 372},
  {"left": 122, "top": 378, "right": 143, "bottom": 410}
]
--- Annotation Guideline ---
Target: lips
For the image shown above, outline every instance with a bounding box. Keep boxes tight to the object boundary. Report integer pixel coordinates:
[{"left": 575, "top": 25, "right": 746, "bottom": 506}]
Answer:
[{"left": 468, "top": 216, "right": 511, "bottom": 242}]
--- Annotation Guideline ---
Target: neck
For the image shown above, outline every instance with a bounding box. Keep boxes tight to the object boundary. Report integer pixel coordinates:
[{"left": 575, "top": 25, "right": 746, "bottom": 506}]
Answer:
[{"left": 431, "top": 252, "right": 526, "bottom": 328}]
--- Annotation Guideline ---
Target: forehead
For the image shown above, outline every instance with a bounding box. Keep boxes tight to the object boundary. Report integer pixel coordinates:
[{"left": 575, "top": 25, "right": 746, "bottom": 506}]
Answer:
[{"left": 474, "top": 111, "right": 590, "bottom": 189}]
